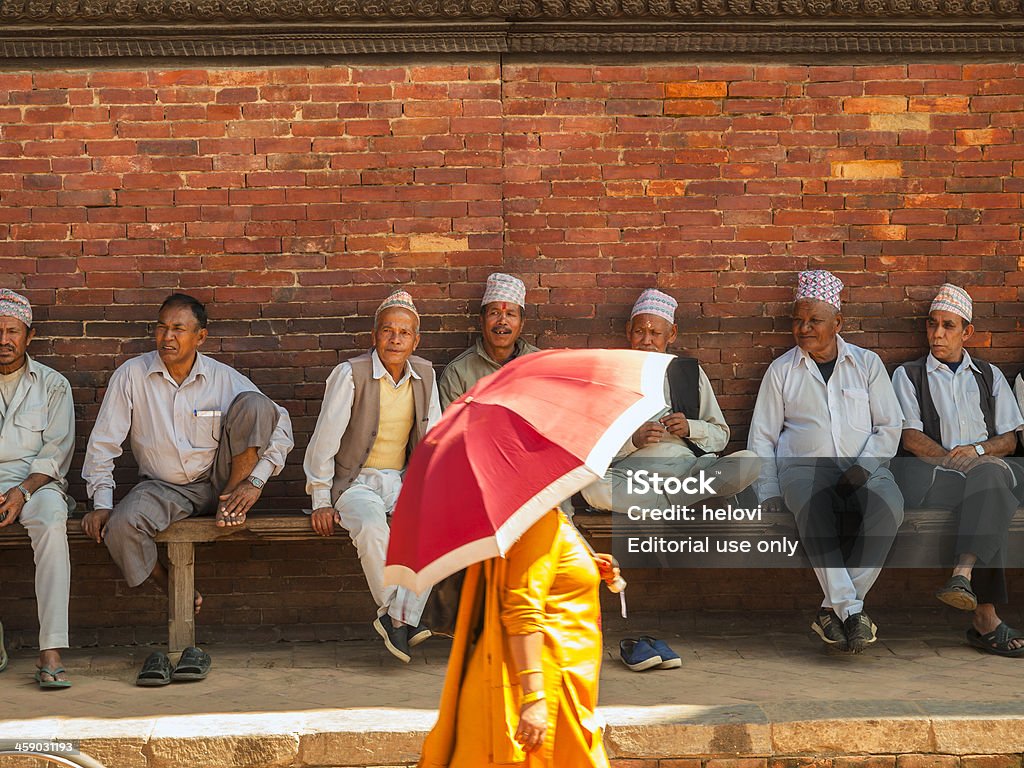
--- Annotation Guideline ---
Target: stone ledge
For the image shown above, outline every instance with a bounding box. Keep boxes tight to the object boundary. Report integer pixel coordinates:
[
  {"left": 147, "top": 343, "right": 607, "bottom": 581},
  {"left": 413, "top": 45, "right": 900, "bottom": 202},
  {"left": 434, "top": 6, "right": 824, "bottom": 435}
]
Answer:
[{"left": 8, "top": 707, "right": 1024, "bottom": 768}]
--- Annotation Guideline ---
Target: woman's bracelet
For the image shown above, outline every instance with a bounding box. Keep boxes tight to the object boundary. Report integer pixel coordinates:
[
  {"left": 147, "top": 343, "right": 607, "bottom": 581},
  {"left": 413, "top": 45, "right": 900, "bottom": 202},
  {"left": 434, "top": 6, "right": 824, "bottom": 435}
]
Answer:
[
  {"left": 518, "top": 668, "right": 542, "bottom": 677},
  {"left": 521, "top": 689, "right": 546, "bottom": 705}
]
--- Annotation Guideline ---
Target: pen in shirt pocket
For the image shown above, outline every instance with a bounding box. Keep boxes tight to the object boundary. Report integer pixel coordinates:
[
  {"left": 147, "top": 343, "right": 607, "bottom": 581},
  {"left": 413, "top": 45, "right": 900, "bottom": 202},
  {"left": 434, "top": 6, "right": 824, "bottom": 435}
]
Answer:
[{"left": 194, "top": 410, "right": 222, "bottom": 417}]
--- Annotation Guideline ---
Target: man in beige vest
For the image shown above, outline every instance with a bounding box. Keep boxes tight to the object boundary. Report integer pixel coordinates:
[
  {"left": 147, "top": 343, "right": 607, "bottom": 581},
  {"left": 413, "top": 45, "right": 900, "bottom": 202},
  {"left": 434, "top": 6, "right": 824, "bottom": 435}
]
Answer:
[
  {"left": 304, "top": 290, "right": 442, "bottom": 663},
  {"left": 438, "top": 273, "right": 538, "bottom": 409}
]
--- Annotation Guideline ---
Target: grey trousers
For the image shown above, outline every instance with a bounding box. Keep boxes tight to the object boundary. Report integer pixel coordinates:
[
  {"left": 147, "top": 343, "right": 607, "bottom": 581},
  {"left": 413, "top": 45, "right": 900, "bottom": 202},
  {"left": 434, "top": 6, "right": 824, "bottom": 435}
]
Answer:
[
  {"left": 780, "top": 460, "right": 904, "bottom": 621},
  {"left": 901, "top": 461, "right": 1019, "bottom": 605},
  {"left": 103, "top": 391, "right": 279, "bottom": 587}
]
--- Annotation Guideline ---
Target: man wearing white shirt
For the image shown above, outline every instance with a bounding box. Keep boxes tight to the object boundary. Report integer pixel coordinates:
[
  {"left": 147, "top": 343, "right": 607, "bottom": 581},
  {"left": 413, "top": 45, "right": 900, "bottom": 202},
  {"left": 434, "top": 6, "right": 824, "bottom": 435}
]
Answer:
[
  {"left": 893, "top": 283, "right": 1024, "bottom": 657},
  {"left": 304, "top": 290, "right": 441, "bottom": 664},
  {"left": 748, "top": 270, "right": 905, "bottom": 653},
  {"left": 81, "top": 294, "right": 294, "bottom": 620},
  {"left": 582, "top": 288, "right": 758, "bottom": 514}
]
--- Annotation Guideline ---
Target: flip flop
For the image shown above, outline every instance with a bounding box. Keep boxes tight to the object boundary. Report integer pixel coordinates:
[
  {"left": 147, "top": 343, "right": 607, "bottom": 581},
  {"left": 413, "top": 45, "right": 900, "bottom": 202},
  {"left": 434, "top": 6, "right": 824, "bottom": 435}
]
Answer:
[
  {"left": 0, "top": 620, "right": 7, "bottom": 673},
  {"left": 34, "top": 666, "right": 72, "bottom": 689},
  {"left": 936, "top": 574, "right": 977, "bottom": 611},
  {"left": 172, "top": 646, "right": 212, "bottom": 681},
  {"left": 966, "top": 623, "right": 1024, "bottom": 658},
  {"left": 136, "top": 651, "right": 173, "bottom": 686}
]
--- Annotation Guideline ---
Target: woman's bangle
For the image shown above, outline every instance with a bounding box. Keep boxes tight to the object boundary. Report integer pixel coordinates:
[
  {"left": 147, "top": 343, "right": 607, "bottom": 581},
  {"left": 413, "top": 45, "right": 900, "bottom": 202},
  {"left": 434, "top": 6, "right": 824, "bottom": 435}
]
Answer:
[
  {"left": 521, "top": 689, "right": 546, "bottom": 705},
  {"left": 518, "top": 668, "right": 542, "bottom": 677}
]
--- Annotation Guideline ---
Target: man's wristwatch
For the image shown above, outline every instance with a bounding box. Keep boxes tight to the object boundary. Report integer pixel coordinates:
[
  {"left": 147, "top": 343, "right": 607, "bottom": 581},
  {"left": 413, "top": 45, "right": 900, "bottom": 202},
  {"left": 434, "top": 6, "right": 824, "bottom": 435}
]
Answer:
[
  {"left": 16, "top": 483, "right": 32, "bottom": 502},
  {"left": 247, "top": 475, "right": 265, "bottom": 490},
  {"left": 974, "top": 443, "right": 986, "bottom": 456}
]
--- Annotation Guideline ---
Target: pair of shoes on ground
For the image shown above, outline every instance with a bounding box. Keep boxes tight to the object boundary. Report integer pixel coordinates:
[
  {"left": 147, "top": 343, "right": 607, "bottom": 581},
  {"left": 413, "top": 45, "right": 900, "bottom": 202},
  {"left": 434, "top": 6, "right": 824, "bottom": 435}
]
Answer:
[
  {"left": 373, "top": 614, "right": 432, "bottom": 664},
  {"left": 811, "top": 608, "right": 877, "bottom": 654},
  {"left": 619, "top": 636, "right": 681, "bottom": 671},
  {"left": 937, "top": 574, "right": 1024, "bottom": 657},
  {"left": 137, "top": 646, "right": 212, "bottom": 686}
]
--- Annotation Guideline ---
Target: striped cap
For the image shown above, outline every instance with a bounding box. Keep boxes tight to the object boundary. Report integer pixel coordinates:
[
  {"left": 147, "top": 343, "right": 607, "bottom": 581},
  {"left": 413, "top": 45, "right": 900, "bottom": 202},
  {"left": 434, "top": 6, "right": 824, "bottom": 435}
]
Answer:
[
  {"left": 630, "top": 288, "right": 677, "bottom": 324},
  {"left": 930, "top": 283, "right": 972, "bottom": 323},
  {"left": 0, "top": 289, "right": 32, "bottom": 328},
  {"left": 481, "top": 273, "right": 526, "bottom": 309},
  {"left": 375, "top": 290, "right": 418, "bottom": 320},
  {"left": 795, "top": 270, "right": 843, "bottom": 311}
]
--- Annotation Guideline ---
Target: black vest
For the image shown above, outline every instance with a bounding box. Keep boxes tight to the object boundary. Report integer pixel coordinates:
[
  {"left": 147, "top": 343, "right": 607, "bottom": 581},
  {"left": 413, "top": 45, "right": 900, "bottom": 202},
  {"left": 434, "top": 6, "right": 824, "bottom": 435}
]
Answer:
[
  {"left": 667, "top": 355, "right": 706, "bottom": 457},
  {"left": 898, "top": 355, "right": 996, "bottom": 445}
]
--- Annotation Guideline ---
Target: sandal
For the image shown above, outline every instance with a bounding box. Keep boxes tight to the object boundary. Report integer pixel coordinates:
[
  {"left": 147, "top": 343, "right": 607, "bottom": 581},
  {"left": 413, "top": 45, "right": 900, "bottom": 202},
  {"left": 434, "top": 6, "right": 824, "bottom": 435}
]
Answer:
[
  {"left": 136, "top": 651, "right": 173, "bottom": 687},
  {"left": 936, "top": 574, "right": 977, "bottom": 611},
  {"left": 966, "top": 623, "right": 1024, "bottom": 658},
  {"left": 34, "top": 666, "right": 72, "bottom": 689},
  {"left": 172, "top": 646, "right": 212, "bottom": 681}
]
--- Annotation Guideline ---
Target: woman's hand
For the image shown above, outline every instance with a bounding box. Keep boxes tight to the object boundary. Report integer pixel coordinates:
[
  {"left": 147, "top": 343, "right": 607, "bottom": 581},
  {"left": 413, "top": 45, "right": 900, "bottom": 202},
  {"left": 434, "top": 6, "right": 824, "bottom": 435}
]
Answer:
[
  {"left": 515, "top": 698, "right": 548, "bottom": 752},
  {"left": 593, "top": 553, "right": 620, "bottom": 585}
]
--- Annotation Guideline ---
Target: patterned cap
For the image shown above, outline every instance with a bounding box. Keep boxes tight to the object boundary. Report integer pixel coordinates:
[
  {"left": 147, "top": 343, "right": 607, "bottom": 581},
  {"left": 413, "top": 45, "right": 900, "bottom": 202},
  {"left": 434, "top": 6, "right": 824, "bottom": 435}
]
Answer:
[
  {"left": 481, "top": 273, "right": 526, "bottom": 309},
  {"left": 630, "top": 288, "right": 677, "bottom": 324},
  {"left": 375, "top": 290, "right": 418, "bottom": 320},
  {"left": 795, "top": 270, "right": 843, "bottom": 311},
  {"left": 0, "top": 289, "right": 32, "bottom": 328},
  {"left": 930, "top": 283, "right": 972, "bottom": 323}
]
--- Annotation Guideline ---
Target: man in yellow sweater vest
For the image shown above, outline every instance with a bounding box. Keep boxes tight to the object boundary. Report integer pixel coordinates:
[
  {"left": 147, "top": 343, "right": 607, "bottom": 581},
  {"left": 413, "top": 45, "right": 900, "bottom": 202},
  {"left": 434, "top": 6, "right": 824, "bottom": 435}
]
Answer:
[{"left": 304, "top": 290, "right": 442, "bottom": 662}]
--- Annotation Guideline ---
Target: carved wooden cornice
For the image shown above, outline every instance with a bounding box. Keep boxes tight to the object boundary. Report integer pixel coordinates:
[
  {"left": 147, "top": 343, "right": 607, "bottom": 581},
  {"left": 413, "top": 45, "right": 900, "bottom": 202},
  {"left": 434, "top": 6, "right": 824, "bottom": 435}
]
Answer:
[{"left": 0, "top": 0, "right": 1021, "bottom": 57}]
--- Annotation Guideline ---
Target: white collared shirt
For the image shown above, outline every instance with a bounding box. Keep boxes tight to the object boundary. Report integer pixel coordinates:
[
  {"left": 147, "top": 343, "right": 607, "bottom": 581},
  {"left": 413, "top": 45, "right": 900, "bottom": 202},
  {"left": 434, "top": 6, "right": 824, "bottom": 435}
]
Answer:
[
  {"left": 82, "top": 350, "right": 294, "bottom": 509},
  {"left": 893, "top": 351, "right": 1023, "bottom": 450},
  {"left": 0, "top": 355, "right": 75, "bottom": 493},
  {"left": 303, "top": 350, "right": 442, "bottom": 510},
  {"left": 747, "top": 335, "right": 904, "bottom": 502}
]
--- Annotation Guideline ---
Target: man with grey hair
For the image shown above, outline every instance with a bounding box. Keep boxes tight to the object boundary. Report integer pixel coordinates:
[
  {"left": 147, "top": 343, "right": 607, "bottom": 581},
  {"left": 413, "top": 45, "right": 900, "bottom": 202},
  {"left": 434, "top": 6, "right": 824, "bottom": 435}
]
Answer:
[
  {"left": 305, "top": 289, "right": 442, "bottom": 663},
  {"left": 438, "top": 272, "right": 538, "bottom": 409},
  {"left": 0, "top": 289, "right": 75, "bottom": 689},
  {"left": 748, "top": 270, "right": 905, "bottom": 654}
]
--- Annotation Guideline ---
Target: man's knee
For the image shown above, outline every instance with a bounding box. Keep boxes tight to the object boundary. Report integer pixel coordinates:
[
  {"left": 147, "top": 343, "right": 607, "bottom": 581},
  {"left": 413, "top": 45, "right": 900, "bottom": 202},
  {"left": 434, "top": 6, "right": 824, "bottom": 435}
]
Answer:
[
  {"left": 226, "top": 390, "right": 277, "bottom": 423},
  {"left": 20, "top": 489, "right": 68, "bottom": 531}
]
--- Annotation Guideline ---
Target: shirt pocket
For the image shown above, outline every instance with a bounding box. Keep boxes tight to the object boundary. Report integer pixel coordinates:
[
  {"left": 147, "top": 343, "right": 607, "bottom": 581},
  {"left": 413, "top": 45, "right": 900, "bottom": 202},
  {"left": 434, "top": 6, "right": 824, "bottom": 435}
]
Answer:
[
  {"left": 842, "top": 387, "right": 872, "bottom": 434},
  {"left": 12, "top": 408, "right": 46, "bottom": 453},
  {"left": 190, "top": 409, "right": 222, "bottom": 449}
]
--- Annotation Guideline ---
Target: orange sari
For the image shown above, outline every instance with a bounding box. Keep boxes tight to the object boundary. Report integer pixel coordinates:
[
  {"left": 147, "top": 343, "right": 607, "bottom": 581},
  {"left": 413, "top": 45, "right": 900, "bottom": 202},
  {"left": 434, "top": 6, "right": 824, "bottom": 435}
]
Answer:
[{"left": 419, "top": 509, "right": 609, "bottom": 768}]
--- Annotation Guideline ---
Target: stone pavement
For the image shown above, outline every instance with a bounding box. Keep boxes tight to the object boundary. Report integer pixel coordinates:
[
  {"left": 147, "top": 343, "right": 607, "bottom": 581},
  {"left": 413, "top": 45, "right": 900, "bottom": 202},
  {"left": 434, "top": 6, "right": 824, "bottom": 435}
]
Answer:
[{"left": 3, "top": 608, "right": 1024, "bottom": 768}]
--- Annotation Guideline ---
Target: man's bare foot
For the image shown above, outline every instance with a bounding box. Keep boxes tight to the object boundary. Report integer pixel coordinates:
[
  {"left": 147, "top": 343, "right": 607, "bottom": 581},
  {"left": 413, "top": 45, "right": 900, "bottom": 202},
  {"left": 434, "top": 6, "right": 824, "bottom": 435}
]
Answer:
[
  {"left": 195, "top": 590, "right": 203, "bottom": 615},
  {"left": 36, "top": 649, "right": 70, "bottom": 686}
]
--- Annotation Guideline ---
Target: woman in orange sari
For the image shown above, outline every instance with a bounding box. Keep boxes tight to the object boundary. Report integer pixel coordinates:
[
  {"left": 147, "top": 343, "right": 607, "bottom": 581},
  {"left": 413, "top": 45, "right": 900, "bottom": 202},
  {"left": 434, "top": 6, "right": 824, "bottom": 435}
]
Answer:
[{"left": 419, "top": 507, "right": 615, "bottom": 768}]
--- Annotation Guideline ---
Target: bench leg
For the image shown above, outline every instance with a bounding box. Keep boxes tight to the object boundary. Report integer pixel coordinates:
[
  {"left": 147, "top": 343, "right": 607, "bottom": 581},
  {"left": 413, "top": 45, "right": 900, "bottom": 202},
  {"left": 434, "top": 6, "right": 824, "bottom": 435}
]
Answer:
[{"left": 167, "top": 541, "right": 195, "bottom": 654}]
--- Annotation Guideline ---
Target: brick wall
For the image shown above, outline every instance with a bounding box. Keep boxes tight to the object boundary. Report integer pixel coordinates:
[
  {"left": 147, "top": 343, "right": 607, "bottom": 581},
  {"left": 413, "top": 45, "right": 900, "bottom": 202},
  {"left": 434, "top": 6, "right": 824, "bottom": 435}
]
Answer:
[{"left": 1, "top": 58, "right": 1022, "bottom": 645}]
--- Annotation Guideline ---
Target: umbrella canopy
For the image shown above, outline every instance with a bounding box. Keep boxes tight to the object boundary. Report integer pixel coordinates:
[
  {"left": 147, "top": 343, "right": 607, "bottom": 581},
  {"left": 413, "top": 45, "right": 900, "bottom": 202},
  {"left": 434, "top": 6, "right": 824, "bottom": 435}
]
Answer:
[{"left": 384, "top": 348, "right": 673, "bottom": 594}]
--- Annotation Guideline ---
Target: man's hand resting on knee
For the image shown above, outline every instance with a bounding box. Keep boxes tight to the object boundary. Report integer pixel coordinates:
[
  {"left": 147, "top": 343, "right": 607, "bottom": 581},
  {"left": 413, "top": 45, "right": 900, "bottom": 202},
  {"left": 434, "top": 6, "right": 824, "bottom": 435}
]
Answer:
[{"left": 311, "top": 506, "right": 340, "bottom": 536}]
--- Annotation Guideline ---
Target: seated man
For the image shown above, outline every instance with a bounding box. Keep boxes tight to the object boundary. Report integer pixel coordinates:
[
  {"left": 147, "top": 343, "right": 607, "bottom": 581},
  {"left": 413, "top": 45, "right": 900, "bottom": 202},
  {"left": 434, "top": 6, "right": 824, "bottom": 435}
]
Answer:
[
  {"left": 0, "top": 290, "right": 74, "bottom": 689},
  {"left": 893, "top": 284, "right": 1024, "bottom": 657},
  {"left": 81, "top": 293, "right": 294, "bottom": 621},
  {"left": 582, "top": 288, "right": 759, "bottom": 514},
  {"left": 438, "top": 272, "right": 538, "bottom": 409},
  {"left": 304, "top": 290, "right": 442, "bottom": 663},
  {"left": 748, "top": 270, "right": 905, "bottom": 654}
]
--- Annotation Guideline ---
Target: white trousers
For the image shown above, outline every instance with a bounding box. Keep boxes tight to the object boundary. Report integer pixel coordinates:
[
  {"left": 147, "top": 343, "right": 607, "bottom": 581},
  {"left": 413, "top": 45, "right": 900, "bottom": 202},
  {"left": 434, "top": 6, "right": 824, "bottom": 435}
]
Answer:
[
  {"left": 335, "top": 469, "right": 431, "bottom": 627},
  {"left": 18, "top": 486, "right": 71, "bottom": 650}
]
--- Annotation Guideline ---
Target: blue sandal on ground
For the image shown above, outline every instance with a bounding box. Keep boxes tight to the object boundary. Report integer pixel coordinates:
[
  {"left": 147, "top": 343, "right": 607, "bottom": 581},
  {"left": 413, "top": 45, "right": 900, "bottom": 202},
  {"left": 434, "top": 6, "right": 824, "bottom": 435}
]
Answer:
[
  {"left": 619, "top": 638, "right": 663, "bottom": 671},
  {"left": 640, "top": 636, "right": 682, "bottom": 669},
  {"left": 34, "top": 666, "right": 72, "bottom": 689}
]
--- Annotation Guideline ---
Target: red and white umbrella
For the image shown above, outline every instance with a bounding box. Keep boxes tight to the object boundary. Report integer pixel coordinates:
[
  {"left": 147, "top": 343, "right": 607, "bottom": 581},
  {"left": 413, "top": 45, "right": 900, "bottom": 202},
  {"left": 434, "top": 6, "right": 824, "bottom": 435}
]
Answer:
[{"left": 384, "top": 348, "right": 673, "bottom": 594}]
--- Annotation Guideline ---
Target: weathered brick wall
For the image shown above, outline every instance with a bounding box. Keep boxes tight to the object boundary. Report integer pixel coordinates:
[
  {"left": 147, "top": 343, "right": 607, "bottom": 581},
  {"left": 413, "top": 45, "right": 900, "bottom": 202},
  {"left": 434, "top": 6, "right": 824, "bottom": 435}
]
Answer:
[{"left": 1, "top": 58, "right": 1021, "bottom": 645}]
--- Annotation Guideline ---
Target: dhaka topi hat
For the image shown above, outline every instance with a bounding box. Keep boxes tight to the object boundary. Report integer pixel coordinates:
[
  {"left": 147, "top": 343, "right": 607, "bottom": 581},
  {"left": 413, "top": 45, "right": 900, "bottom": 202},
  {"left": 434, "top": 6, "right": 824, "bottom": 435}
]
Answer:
[
  {"left": 630, "top": 288, "right": 677, "bottom": 325},
  {"left": 481, "top": 273, "right": 526, "bottom": 309},
  {"left": 0, "top": 289, "right": 31, "bottom": 328},
  {"left": 930, "top": 283, "right": 972, "bottom": 324},
  {"left": 795, "top": 270, "right": 843, "bottom": 311},
  {"left": 375, "top": 290, "right": 418, "bottom": 321}
]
